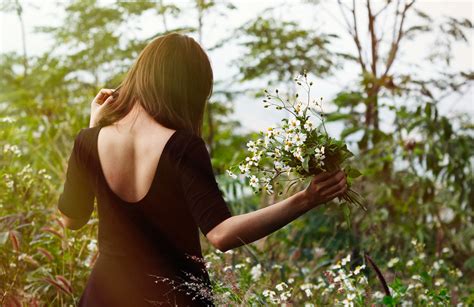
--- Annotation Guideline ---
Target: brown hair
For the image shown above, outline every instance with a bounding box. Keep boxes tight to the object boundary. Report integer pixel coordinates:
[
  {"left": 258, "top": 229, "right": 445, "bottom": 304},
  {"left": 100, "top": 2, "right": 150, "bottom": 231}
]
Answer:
[{"left": 95, "top": 32, "right": 213, "bottom": 137}]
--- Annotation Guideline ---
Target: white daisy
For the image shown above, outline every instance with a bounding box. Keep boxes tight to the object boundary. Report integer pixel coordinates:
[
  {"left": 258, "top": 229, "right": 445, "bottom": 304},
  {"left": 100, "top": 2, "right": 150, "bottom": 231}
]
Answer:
[{"left": 249, "top": 175, "right": 259, "bottom": 188}]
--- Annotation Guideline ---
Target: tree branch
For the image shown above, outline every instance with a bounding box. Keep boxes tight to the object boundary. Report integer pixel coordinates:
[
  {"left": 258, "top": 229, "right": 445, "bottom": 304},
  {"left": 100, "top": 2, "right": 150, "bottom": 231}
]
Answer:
[{"left": 382, "top": 0, "right": 415, "bottom": 79}]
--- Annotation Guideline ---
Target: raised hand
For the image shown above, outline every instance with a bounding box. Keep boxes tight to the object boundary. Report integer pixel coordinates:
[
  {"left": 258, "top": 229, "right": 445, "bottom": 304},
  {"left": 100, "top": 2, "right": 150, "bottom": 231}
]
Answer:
[
  {"left": 302, "top": 170, "right": 347, "bottom": 209},
  {"left": 90, "top": 88, "right": 116, "bottom": 127}
]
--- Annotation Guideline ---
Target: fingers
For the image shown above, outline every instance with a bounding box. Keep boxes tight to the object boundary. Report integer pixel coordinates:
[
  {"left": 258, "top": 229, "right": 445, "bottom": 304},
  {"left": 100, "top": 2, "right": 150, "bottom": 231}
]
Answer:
[
  {"left": 317, "top": 170, "right": 345, "bottom": 190},
  {"left": 94, "top": 88, "right": 115, "bottom": 103},
  {"left": 320, "top": 173, "right": 347, "bottom": 197},
  {"left": 101, "top": 95, "right": 115, "bottom": 106},
  {"left": 312, "top": 170, "right": 338, "bottom": 183},
  {"left": 324, "top": 185, "right": 347, "bottom": 201}
]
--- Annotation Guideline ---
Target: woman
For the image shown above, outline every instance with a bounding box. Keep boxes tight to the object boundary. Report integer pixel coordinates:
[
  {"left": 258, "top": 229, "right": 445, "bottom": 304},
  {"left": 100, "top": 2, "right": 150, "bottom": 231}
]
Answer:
[{"left": 58, "top": 32, "right": 348, "bottom": 306}]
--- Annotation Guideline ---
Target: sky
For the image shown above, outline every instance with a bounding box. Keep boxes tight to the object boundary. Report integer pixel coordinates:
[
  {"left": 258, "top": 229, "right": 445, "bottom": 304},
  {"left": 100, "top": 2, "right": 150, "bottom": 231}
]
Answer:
[{"left": 1, "top": 0, "right": 473, "bottom": 136}]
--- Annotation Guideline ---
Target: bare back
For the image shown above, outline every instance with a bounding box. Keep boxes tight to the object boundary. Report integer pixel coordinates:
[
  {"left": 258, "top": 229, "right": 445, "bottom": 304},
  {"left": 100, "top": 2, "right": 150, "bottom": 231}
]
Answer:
[{"left": 97, "top": 124, "right": 177, "bottom": 204}]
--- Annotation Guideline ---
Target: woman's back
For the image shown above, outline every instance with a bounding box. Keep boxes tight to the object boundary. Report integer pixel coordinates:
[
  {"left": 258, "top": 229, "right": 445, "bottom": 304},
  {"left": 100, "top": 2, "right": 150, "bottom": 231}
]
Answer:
[
  {"left": 96, "top": 123, "right": 177, "bottom": 204},
  {"left": 57, "top": 115, "right": 233, "bottom": 306}
]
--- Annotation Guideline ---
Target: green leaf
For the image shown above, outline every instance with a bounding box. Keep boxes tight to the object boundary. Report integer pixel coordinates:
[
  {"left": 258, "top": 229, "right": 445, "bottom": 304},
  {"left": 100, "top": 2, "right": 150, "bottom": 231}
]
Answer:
[
  {"left": 382, "top": 296, "right": 395, "bottom": 306},
  {"left": 346, "top": 167, "right": 362, "bottom": 178},
  {"left": 325, "top": 112, "right": 352, "bottom": 122}
]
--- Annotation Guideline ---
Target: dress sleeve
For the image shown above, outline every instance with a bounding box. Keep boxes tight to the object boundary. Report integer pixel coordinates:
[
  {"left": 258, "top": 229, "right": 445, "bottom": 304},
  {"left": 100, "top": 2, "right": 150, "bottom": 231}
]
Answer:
[
  {"left": 58, "top": 129, "right": 95, "bottom": 221},
  {"left": 179, "top": 135, "right": 233, "bottom": 236}
]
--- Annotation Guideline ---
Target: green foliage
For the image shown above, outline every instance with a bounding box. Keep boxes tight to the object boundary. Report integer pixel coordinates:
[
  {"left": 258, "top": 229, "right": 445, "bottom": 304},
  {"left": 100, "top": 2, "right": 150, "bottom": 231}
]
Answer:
[
  {"left": 234, "top": 15, "right": 337, "bottom": 84},
  {"left": 1, "top": 0, "right": 473, "bottom": 305}
]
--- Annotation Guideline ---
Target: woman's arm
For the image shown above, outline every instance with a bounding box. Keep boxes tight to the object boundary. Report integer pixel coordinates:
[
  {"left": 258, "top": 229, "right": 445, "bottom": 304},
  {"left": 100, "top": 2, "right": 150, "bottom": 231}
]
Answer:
[{"left": 206, "top": 170, "right": 347, "bottom": 252}]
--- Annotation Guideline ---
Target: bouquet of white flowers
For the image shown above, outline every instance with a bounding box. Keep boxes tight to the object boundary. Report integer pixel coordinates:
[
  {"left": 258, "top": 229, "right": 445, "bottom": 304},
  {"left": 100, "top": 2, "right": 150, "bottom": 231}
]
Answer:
[{"left": 227, "top": 72, "right": 366, "bottom": 215}]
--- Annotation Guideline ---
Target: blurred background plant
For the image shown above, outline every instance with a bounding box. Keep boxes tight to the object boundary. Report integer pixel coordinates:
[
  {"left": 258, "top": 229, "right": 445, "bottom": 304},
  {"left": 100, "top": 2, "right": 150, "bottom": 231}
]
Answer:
[{"left": 1, "top": 0, "right": 472, "bottom": 305}]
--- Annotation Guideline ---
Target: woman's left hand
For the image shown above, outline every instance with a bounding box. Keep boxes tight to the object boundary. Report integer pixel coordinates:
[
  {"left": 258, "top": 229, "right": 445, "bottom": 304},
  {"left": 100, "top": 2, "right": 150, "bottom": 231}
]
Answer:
[{"left": 90, "top": 88, "right": 115, "bottom": 127}]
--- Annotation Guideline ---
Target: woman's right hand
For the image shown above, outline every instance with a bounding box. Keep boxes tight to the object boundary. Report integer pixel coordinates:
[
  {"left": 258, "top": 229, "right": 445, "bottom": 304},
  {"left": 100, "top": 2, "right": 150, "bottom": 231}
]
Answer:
[{"left": 302, "top": 170, "right": 347, "bottom": 209}]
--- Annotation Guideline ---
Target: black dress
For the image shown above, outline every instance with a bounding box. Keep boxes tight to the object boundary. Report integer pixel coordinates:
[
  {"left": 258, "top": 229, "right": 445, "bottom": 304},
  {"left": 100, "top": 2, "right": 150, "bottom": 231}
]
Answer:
[{"left": 58, "top": 126, "right": 233, "bottom": 307}]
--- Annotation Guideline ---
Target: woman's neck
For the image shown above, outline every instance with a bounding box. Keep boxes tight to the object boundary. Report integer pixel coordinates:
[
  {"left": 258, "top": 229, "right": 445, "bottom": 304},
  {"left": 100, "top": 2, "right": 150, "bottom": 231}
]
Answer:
[{"left": 112, "top": 102, "right": 165, "bottom": 133}]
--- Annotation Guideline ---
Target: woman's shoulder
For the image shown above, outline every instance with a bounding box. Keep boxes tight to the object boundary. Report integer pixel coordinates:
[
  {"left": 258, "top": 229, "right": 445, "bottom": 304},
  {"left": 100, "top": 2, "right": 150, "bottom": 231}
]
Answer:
[
  {"left": 74, "top": 126, "right": 99, "bottom": 146},
  {"left": 170, "top": 129, "right": 210, "bottom": 166},
  {"left": 178, "top": 130, "right": 208, "bottom": 153}
]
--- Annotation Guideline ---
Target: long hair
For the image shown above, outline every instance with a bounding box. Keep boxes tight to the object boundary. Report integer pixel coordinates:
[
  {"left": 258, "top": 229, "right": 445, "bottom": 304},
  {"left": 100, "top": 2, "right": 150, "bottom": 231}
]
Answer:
[{"left": 95, "top": 32, "right": 213, "bottom": 137}]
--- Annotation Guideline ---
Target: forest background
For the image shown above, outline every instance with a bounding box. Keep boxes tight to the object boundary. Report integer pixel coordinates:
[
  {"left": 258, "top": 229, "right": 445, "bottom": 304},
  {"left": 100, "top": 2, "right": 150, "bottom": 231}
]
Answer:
[{"left": 1, "top": 0, "right": 473, "bottom": 305}]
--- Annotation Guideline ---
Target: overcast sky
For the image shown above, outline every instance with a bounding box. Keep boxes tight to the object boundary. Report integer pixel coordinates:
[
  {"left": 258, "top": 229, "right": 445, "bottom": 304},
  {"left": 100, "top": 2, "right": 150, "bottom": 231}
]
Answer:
[{"left": 1, "top": 0, "right": 472, "bottom": 136}]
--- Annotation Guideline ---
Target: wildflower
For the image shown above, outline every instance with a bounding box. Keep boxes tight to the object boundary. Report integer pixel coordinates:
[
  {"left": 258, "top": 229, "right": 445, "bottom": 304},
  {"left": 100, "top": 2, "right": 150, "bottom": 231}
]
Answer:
[
  {"left": 433, "top": 260, "right": 443, "bottom": 271},
  {"left": 373, "top": 291, "right": 384, "bottom": 299},
  {"left": 293, "top": 148, "right": 304, "bottom": 162},
  {"left": 314, "top": 146, "right": 326, "bottom": 167},
  {"left": 250, "top": 264, "right": 262, "bottom": 281},
  {"left": 406, "top": 260, "right": 414, "bottom": 267},
  {"left": 279, "top": 290, "right": 291, "bottom": 302},
  {"left": 266, "top": 125, "right": 276, "bottom": 138},
  {"left": 419, "top": 294, "right": 428, "bottom": 301},
  {"left": 284, "top": 139, "right": 293, "bottom": 151},
  {"left": 387, "top": 257, "right": 399, "bottom": 268},
  {"left": 353, "top": 264, "right": 365, "bottom": 275},
  {"left": 294, "top": 101, "right": 304, "bottom": 116},
  {"left": 288, "top": 117, "right": 301, "bottom": 131},
  {"left": 274, "top": 160, "right": 284, "bottom": 171},
  {"left": 358, "top": 275, "right": 368, "bottom": 284},
  {"left": 300, "top": 283, "right": 314, "bottom": 298},
  {"left": 314, "top": 146, "right": 325, "bottom": 157},
  {"left": 238, "top": 163, "right": 250, "bottom": 174},
  {"left": 292, "top": 132, "right": 307, "bottom": 146},
  {"left": 287, "top": 278, "right": 294, "bottom": 284},
  {"left": 275, "top": 282, "right": 287, "bottom": 291},
  {"left": 264, "top": 184, "right": 274, "bottom": 195},
  {"left": 260, "top": 176, "right": 270, "bottom": 186},
  {"left": 273, "top": 148, "right": 282, "bottom": 158},
  {"left": 341, "top": 254, "right": 351, "bottom": 266},
  {"left": 0, "top": 116, "right": 15, "bottom": 123},
  {"left": 304, "top": 120, "right": 314, "bottom": 131},
  {"left": 251, "top": 152, "right": 262, "bottom": 164},
  {"left": 272, "top": 264, "right": 282, "bottom": 269},
  {"left": 246, "top": 140, "right": 257, "bottom": 152},
  {"left": 434, "top": 278, "right": 445, "bottom": 286},
  {"left": 264, "top": 136, "right": 271, "bottom": 148},
  {"left": 249, "top": 175, "right": 259, "bottom": 188},
  {"left": 4, "top": 174, "right": 14, "bottom": 190},
  {"left": 226, "top": 170, "right": 237, "bottom": 179},
  {"left": 3, "top": 144, "right": 22, "bottom": 157}
]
